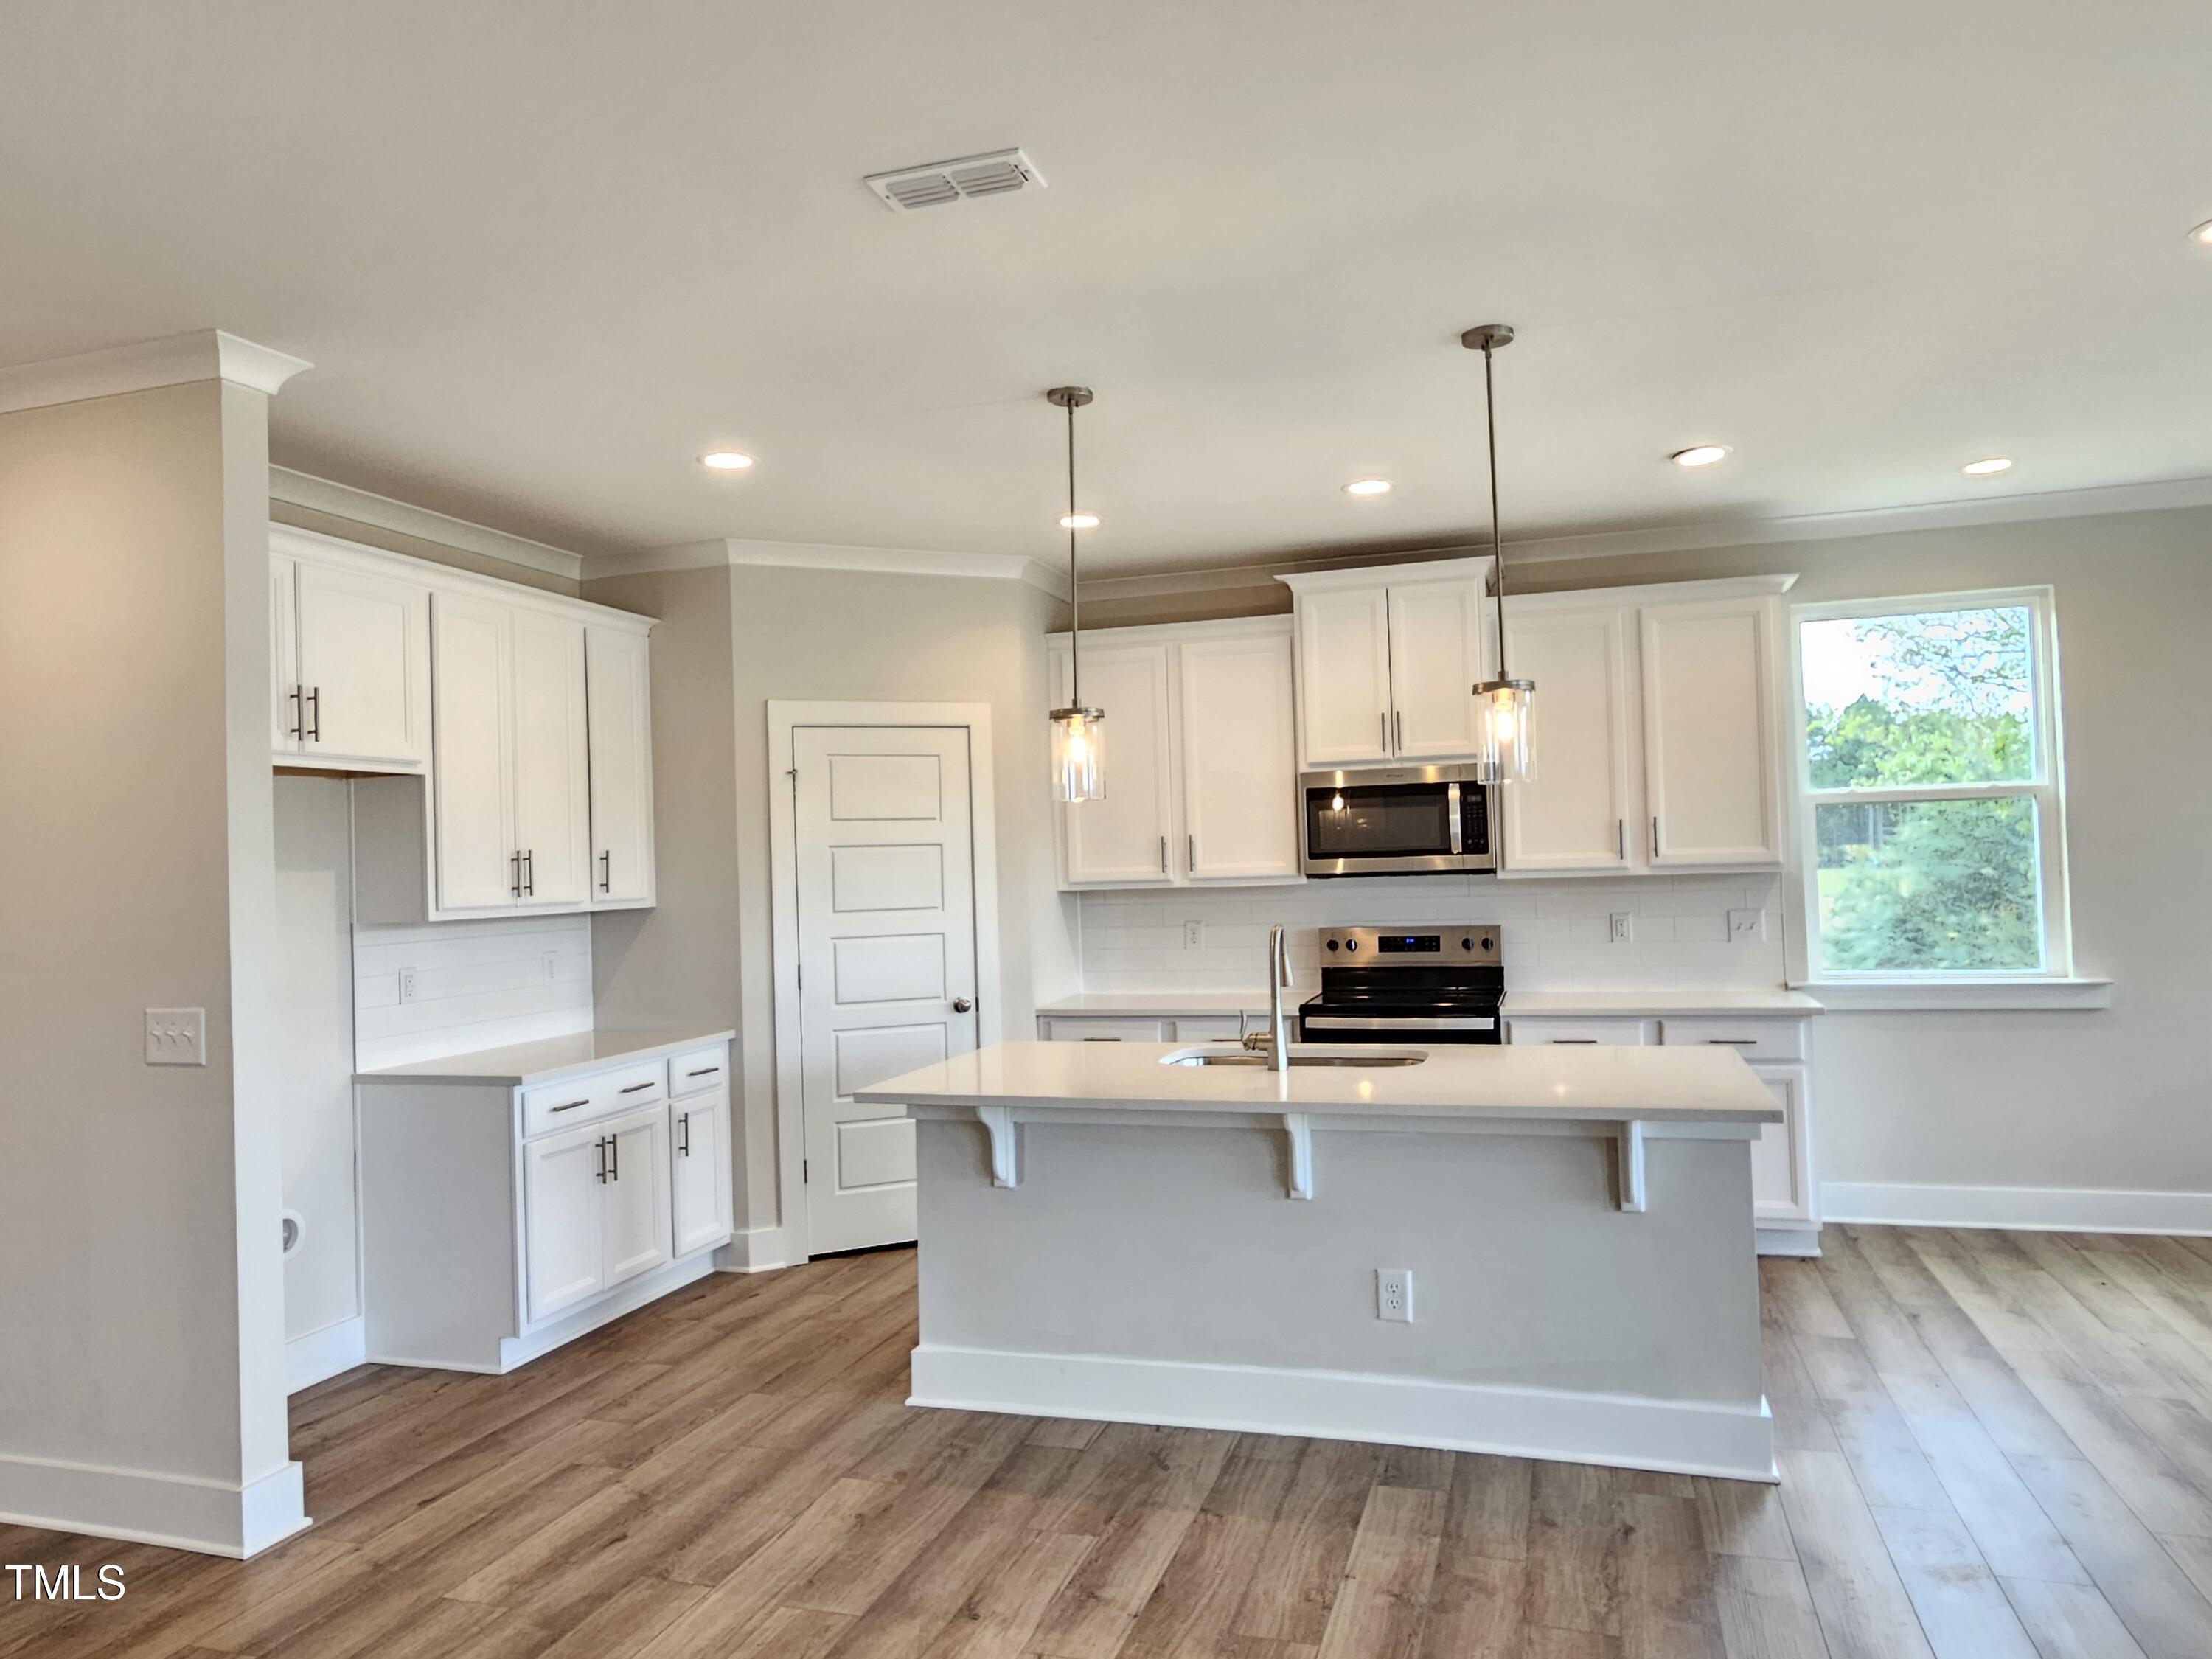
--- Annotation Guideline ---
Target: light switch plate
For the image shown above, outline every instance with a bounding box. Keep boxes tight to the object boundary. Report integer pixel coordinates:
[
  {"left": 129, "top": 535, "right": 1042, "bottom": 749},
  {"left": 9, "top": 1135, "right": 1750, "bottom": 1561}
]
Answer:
[
  {"left": 1183, "top": 920, "right": 1205, "bottom": 950},
  {"left": 145, "top": 1008, "right": 207, "bottom": 1066},
  {"left": 1728, "top": 909, "right": 1764, "bottom": 943}
]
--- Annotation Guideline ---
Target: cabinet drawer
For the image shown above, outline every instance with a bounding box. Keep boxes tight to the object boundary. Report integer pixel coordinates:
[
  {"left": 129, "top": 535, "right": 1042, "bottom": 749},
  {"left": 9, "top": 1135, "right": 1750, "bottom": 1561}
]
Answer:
[
  {"left": 669, "top": 1045, "right": 729, "bottom": 1096},
  {"left": 1505, "top": 1018, "right": 1651, "bottom": 1046},
  {"left": 1658, "top": 1018, "right": 1805, "bottom": 1062},
  {"left": 1039, "top": 1018, "right": 1171, "bottom": 1043},
  {"left": 1169, "top": 1016, "right": 1245, "bottom": 1044},
  {"left": 521, "top": 1059, "right": 668, "bottom": 1137}
]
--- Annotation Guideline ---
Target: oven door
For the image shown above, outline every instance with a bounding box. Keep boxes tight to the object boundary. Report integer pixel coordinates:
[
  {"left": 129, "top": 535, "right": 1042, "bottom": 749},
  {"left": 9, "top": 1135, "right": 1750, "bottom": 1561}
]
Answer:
[
  {"left": 1301, "top": 772, "right": 1478, "bottom": 876},
  {"left": 1298, "top": 1011, "right": 1502, "bottom": 1046}
]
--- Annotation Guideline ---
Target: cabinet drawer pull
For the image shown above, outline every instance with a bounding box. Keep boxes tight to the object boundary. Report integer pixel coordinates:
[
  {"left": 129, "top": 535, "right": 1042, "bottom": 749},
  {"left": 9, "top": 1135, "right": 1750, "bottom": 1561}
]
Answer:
[
  {"left": 686, "top": 1066, "right": 720, "bottom": 1078},
  {"left": 549, "top": 1099, "right": 589, "bottom": 1113},
  {"left": 1082, "top": 1036, "right": 1122, "bottom": 1042},
  {"left": 619, "top": 1080, "right": 654, "bottom": 1093},
  {"left": 1552, "top": 1037, "right": 1599, "bottom": 1044},
  {"left": 1705, "top": 1037, "right": 1759, "bottom": 1046}
]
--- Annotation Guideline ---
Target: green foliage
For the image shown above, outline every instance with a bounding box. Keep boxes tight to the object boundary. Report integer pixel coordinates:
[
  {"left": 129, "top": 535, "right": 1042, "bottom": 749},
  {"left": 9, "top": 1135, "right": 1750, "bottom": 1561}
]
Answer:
[{"left": 1805, "top": 607, "right": 2041, "bottom": 973}]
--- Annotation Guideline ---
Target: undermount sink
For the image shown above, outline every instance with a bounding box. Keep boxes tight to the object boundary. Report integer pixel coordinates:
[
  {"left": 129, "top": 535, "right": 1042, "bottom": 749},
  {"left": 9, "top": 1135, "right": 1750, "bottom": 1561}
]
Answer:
[{"left": 1160, "top": 1046, "right": 1429, "bottom": 1068}]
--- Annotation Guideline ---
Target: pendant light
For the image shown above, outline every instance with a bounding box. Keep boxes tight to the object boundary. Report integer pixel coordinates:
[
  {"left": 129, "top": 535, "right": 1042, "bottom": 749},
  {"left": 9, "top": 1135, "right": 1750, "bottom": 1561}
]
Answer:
[
  {"left": 1461, "top": 324, "right": 1536, "bottom": 784},
  {"left": 1046, "top": 386, "right": 1105, "bottom": 802}
]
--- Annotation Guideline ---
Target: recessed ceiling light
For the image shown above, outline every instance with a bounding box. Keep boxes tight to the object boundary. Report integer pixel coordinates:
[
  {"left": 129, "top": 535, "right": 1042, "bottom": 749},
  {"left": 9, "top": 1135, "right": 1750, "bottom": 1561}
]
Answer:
[
  {"left": 1961, "top": 456, "right": 2014, "bottom": 477},
  {"left": 1343, "top": 477, "right": 1392, "bottom": 496},
  {"left": 1060, "top": 512, "right": 1099, "bottom": 529},
  {"left": 2191, "top": 220, "right": 2212, "bottom": 248},
  {"left": 1670, "top": 445, "right": 1731, "bottom": 467},
  {"left": 700, "top": 451, "right": 754, "bottom": 470}
]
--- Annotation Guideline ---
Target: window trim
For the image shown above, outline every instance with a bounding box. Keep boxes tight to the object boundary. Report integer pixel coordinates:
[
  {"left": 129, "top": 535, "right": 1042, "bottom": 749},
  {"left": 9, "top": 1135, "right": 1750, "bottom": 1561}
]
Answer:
[{"left": 1784, "top": 585, "right": 2076, "bottom": 991}]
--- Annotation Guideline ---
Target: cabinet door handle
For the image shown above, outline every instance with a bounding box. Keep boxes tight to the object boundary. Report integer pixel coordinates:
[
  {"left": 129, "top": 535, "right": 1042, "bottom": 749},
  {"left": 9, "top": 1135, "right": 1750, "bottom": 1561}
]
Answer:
[
  {"left": 595, "top": 1137, "right": 608, "bottom": 1183},
  {"left": 619, "top": 1080, "right": 654, "bottom": 1093},
  {"left": 1394, "top": 709, "right": 1403, "bottom": 751},
  {"left": 549, "top": 1098, "right": 589, "bottom": 1113},
  {"left": 1651, "top": 816, "right": 1661, "bottom": 860},
  {"left": 287, "top": 685, "right": 303, "bottom": 742},
  {"left": 678, "top": 1111, "right": 690, "bottom": 1156},
  {"left": 307, "top": 686, "right": 321, "bottom": 742},
  {"left": 599, "top": 849, "right": 611, "bottom": 893},
  {"left": 609, "top": 1132, "right": 619, "bottom": 1181},
  {"left": 1616, "top": 819, "right": 1625, "bottom": 860},
  {"left": 523, "top": 849, "right": 534, "bottom": 897},
  {"left": 686, "top": 1065, "right": 720, "bottom": 1079},
  {"left": 1158, "top": 835, "right": 1167, "bottom": 874},
  {"left": 1187, "top": 832, "right": 1197, "bottom": 873},
  {"left": 510, "top": 851, "right": 522, "bottom": 897},
  {"left": 1380, "top": 710, "right": 1389, "bottom": 752}
]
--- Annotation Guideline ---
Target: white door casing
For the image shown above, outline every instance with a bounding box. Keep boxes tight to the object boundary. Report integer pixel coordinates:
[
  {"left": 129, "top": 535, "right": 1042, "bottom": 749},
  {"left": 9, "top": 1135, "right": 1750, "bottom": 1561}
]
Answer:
[
  {"left": 1179, "top": 630, "right": 1300, "bottom": 881},
  {"left": 1500, "top": 606, "right": 1635, "bottom": 874},
  {"left": 794, "top": 725, "right": 981, "bottom": 1255}
]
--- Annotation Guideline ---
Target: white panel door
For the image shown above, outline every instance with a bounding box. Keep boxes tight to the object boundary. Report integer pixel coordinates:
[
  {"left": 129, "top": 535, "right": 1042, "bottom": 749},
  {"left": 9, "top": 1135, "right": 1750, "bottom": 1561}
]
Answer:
[
  {"left": 523, "top": 1123, "right": 606, "bottom": 1324},
  {"left": 1179, "top": 631, "right": 1301, "bottom": 882},
  {"left": 1386, "top": 577, "right": 1490, "bottom": 760},
  {"left": 1641, "top": 599, "right": 1781, "bottom": 867},
  {"left": 796, "top": 725, "right": 980, "bottom": 1254},
  {"left": 1057, "top": 643, "right": 1177, "bottom": 885},
  {"left": 671, "top": 1088, "right": 734, "bottom": 1257},
  {"left": 510, "top": 608, "right": 592, "bottom": 907},
  {"left": 1295, "top": 586, "right": 1395, "bottom": 766},
  {"left": 293, "top": 558, "right": 429, "bottom": 769},
  {"left": 430, "top": 592, "right": 516, "bottom": 911},
  {"left": 1750, "top": 1065, "right": 1814, "bottom": 1225},
  {"left": 1498, "top": 606, "right": 1635, "bottom": 874},
  {"left": 601, "top": 1106, "right": 674, "bottom": 1289},
  {"left": 585, "top": 625, "right": 655, "bottom": 905},
  {"left": 271, "top": 558, "right": 300, "bottom": 756}
]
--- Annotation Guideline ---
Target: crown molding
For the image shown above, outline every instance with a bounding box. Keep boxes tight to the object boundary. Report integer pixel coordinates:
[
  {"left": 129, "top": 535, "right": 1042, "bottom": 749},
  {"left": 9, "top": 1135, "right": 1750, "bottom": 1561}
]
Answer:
[
  {"left": 0, "top": 330, "right": 311, "bottom": 416},
  {"left": 585, "top": 537, "right": 1071, "bottom": 599},
  {"left": 269, "top": 467, "right": 585, "bottom": 582}
]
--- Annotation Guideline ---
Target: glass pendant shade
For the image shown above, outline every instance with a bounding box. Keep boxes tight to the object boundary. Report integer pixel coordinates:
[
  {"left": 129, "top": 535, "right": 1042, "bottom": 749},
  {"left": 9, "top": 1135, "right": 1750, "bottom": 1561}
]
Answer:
[
  {"left": 1471, "top": 678, "right": 1536, "bottom": 785},
  {"left": 1050, "top": 706, "right": 1105, "bottom": 802}
]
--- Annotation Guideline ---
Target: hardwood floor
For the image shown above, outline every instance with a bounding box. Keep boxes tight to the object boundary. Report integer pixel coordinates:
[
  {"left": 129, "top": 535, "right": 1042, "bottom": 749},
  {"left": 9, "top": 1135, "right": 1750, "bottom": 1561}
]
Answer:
[{"left": 8, "top": 1226, "right": 2212, "bottom": 1657}]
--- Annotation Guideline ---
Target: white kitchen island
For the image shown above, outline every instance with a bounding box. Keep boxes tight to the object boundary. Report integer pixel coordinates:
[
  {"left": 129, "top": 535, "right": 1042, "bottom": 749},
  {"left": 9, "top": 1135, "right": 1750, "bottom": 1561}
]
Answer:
[{"left": 854, "top": 1039, "right": 1784, "bottom": 1481}]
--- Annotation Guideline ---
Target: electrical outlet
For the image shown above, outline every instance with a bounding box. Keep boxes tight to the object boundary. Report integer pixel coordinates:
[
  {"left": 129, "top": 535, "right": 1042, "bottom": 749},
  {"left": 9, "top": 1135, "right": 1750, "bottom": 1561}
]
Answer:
[
  {"left": 145, "top": 1008, "right": 207, "bottom": 1067},
  {"left": 397, "top": 967, "right": 420, "bottom": 1004},
  {"left": 1609, "top": 911, "right": 1634, "bottom": 944},
  {"left": 1377, "top": 1268, "right": 1413, "bottom": 1323},
  {"left": 1728, "top": 909, "right": 1764, "bottom": 943},
  {"left": 1183, "top": 920, "right": 1205, "bottom": 950},
  {"left": 542, "top": 950, "right": 558, "bottom": 983}
]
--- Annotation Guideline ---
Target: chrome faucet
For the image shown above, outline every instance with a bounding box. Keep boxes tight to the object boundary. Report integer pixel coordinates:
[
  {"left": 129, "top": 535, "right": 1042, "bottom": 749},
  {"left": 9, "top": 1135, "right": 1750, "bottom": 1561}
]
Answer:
[{"left": 1242, "top": 924, "right": 1295, "bottom": 1071}]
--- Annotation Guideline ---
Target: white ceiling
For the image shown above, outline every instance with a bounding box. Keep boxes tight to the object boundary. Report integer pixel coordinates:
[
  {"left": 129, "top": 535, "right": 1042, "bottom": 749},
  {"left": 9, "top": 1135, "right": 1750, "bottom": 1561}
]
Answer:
[{"left": 4, "top": 2, "right": 2208, "bottom": 575}]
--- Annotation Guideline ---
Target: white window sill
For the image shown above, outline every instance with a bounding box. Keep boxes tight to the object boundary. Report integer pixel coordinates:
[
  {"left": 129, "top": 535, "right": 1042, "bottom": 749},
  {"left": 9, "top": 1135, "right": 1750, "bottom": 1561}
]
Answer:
[{"left": 1791, "top": 978, "right": 2112, "bottom": 1012}]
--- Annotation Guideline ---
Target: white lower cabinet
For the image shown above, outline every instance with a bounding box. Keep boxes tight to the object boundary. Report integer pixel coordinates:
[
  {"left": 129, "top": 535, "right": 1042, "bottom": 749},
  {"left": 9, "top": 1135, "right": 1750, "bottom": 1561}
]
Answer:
[
  {"left": 359, "top": 1038, "right": 734, "bottom": 1373},
  {"left": 1749, "top": 1064, "right": 1814, "bottom": 1234},
  {"left": 1037, "top": 1013, "right": 1253, "bottom": 1043}
]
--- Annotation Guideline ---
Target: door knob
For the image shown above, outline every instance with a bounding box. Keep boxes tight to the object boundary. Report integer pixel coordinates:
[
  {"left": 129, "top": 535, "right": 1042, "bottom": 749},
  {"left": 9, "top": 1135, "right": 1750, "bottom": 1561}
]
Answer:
[{"left": 951, "top": 998, "right": 973, "bottom": 1013}]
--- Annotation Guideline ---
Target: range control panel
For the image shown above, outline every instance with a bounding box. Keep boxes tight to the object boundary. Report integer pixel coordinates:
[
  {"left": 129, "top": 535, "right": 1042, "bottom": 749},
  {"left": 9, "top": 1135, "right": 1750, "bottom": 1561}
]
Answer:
[{"left": 1318, "top": 926, "right": 1500, "bottom": 962}]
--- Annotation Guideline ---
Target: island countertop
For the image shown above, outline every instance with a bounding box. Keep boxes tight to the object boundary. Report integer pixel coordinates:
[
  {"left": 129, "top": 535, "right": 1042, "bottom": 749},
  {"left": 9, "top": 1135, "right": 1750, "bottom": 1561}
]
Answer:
[{"left": 854, "top": 1039, "right": 1780, "bottom": 1125}]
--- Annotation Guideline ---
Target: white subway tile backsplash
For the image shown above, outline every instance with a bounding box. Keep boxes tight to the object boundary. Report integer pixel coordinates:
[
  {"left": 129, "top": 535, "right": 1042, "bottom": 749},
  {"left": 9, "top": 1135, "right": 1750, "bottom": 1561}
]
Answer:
[
  {"left": 1076, "top": 872, "right": 1787, "bottom": 994},
  {"left": 353, "top": 915, "right": 593, "bottom": 1071}
]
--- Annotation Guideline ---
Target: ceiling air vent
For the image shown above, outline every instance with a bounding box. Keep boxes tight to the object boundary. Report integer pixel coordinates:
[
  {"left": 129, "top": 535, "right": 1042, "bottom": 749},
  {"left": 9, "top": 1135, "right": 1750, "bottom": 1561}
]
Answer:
[{"left": 864, "top": 147, "right": 1047, "bottom": 212}]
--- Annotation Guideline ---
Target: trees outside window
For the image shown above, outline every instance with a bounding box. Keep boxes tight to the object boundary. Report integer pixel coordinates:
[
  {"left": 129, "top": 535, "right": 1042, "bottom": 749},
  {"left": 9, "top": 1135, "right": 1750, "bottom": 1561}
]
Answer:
[{"left": 1795, "top": 594, "right": 2068, "bottom": 978}]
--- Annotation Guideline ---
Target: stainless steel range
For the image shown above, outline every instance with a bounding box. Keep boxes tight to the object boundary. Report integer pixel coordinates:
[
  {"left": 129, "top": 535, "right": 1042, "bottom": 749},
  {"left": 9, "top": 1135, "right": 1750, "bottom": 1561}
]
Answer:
[{"left": 1297, "top": 925, "right": 1504, "bottom": 1046}]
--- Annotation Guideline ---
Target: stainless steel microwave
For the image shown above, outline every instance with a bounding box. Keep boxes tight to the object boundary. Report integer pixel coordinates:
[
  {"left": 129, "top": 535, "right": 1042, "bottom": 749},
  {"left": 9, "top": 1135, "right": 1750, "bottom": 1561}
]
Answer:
[{"left": 1298, "top": 764, "right": 1495, "bottom": 877}]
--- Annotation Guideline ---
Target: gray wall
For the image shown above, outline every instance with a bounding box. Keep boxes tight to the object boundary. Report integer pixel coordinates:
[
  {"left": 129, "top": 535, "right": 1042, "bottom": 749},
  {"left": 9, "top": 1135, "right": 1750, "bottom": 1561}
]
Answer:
[{"left": 0, "top": 380, "right": 290, "bottom": 1514}]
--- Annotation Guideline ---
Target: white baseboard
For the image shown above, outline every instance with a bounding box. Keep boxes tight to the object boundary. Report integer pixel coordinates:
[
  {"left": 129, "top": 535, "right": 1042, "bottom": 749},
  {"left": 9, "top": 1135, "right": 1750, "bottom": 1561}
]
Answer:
[
  {"left": 0, "top": 1453, "right": 308, "bottom": 1559},
  {"left": 908, "top": 1343, "right": 1776, "bottom": 1483},
  {"left": 287, "top": 1316, "right": 367, "bottom": 1394},
  {"left": 716, "top": 1224, "right": 794, "bottom": 1273},
  {"left": 1756, "top": 1227, "right": 1824, "bottom": 1258},
  {"left": 1823, "top": 1181, "right": 2212, "bottom": 1235}
]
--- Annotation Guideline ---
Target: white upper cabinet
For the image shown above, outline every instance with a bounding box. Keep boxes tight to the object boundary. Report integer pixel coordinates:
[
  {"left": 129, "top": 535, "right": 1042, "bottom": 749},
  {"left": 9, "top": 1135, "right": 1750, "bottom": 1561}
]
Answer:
[
  {"left": 1051, "top": 616, "right": 1300, "bottom": 889},
  {"left": 1292, "top": 585, "right": 1394, "bottom": 766},
  {"left": 270, "top": 529, "right": 431, "bottom": 773},
  {"left": 315, "top": 529, "right": 657, "bottom": 922},
  {"left": 1279, "top": 557, "right": 1495, "bottom": 768},
  {"left": 508, "top": 609, "right": 591, "bottom": 908},
  {"left": 1180, "top": 628, "right": 1301, "bottom": 882},
  {"left": 1496, "top": 577, "right": 1790, "bottom": 878},
  {"left": 1056, "top": 641, "right": 1177, "bottom": 884},
  {"left": 1498, "top": 607, "right": 1633, "bottom": 873},
  {"left": 585, "top": 625, "right": 656, "bottom": 908},
  {"left": 1640, "top": 597, "right": 1782, "bottom": 867}
]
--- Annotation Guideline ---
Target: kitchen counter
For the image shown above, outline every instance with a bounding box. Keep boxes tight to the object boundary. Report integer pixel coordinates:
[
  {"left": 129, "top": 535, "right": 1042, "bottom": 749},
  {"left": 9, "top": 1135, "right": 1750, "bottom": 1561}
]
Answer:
[
  {"left": 355, "top": 1026, "right": 736, "bottom": 1086},
  {"left": 858, "top": 1038, "right": 1778, "bottom": 1126},
  {"left": 1040, "top": 989, "right": 1821, "bottom": 1020}
]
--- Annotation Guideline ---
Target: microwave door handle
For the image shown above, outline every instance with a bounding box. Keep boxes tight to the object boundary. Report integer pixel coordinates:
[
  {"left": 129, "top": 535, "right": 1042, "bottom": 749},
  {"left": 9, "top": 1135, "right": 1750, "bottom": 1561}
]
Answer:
[{"left": 1447, "top": 782, "right": 1463, "bottom": 855}]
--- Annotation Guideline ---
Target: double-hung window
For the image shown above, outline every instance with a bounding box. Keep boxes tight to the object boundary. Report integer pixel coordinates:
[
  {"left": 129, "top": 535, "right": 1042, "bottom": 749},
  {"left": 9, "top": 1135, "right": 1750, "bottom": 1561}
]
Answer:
[{"left": 1792, "top": 589, "right": 2070, "bottom": 981}]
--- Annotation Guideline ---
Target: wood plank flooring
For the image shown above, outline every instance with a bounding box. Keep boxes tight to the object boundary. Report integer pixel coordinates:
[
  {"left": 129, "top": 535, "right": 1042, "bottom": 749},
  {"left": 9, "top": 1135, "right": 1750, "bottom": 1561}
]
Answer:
[{"left": 7, "top": 1226, "right": 2212, "bottom": 1657}]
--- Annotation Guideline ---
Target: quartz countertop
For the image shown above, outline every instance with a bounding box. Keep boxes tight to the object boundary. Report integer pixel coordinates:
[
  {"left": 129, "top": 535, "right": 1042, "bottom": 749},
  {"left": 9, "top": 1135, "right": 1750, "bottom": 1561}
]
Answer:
[
  {"left": 356, "top": 1027, "right": 735, "bottom": 1087},
  {"left": 854, "top": 1039, "right": 1779, "bottom": 1125},
  {"left": 1038, "top": 990, "right": 1823, "bottom": 1019}
]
